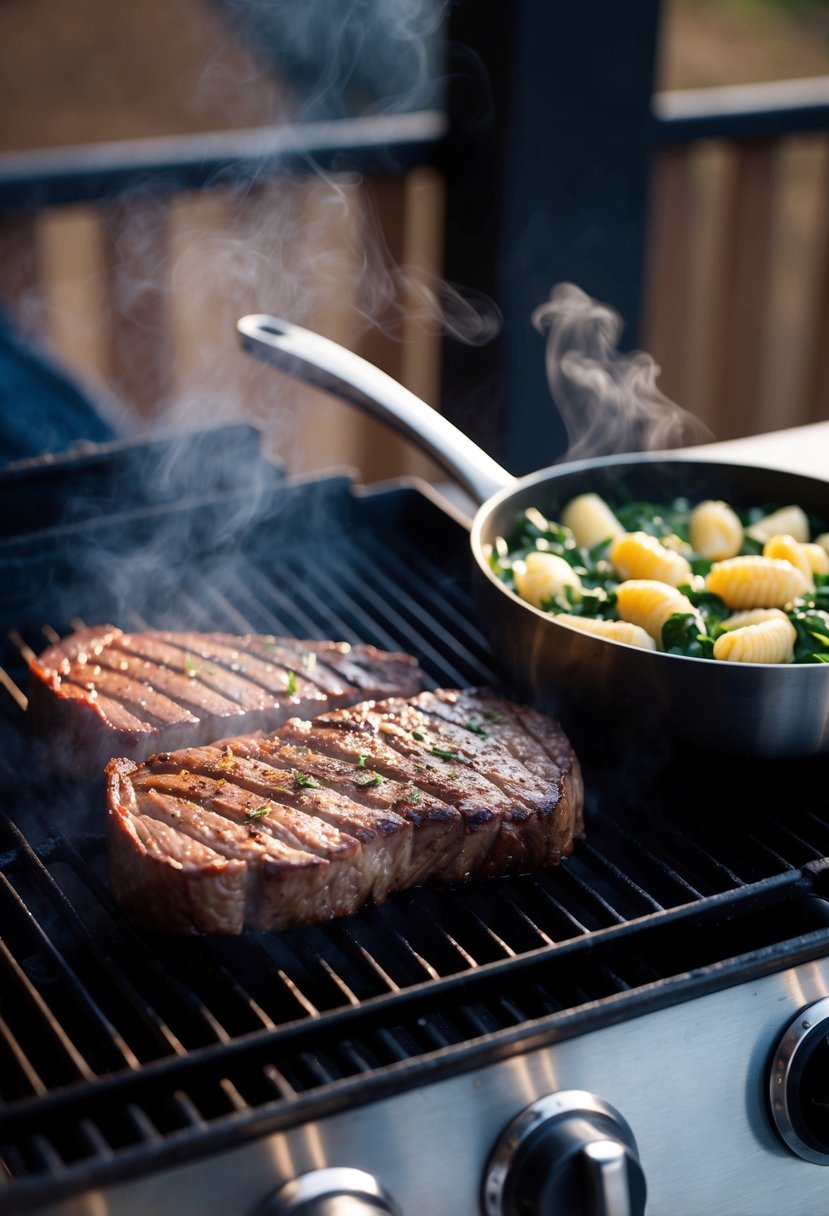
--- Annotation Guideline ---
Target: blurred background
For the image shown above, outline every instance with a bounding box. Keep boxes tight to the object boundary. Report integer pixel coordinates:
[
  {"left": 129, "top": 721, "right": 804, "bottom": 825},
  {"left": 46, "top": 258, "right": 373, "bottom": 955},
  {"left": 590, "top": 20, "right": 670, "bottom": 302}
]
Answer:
[{"left": 0, "top": 0, "right": 827, "bottom": 484}]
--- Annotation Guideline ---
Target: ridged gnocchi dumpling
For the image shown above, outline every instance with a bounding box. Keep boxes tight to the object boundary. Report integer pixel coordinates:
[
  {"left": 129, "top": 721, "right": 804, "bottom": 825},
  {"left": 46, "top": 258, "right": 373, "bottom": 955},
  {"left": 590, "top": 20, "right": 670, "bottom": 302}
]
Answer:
[
  {"left": 762, "top": 534, "right": 815, "bottom": 590},
  {"left": 746, "top": 504, "right": 810, "bottom": 545},
  {"left": 802, "top": 542, "right": 829, "bottom": 576},
  {"left": 553, "top": 613, "right": 656, "bottom": 651},
  {"left": 609, "top": 531, "right": 692, "bottom": 588},
  {"left": 615, "top": 579, "right": 698, "bottom": 646},
  {"left": 713, "top": 608, "right": 796, "bottom": 664},
  {"left": 689, "top": 499, "right": 744, "bottom": 561},
  {"left": 560, "top": 493, "right": 624, "bottom": 549},
  {"left": 706, "top": 555, "right": 810, "bottom": 609},
  {"left": 513, "top": 551, "right": 583, "bottom": 609}
]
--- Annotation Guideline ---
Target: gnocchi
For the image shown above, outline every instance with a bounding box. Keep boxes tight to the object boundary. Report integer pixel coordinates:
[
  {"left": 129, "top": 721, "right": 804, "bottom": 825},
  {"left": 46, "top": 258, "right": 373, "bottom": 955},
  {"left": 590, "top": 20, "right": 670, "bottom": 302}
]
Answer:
[
  {"left": 491, "top": 487, "right": 829, "bottom": 665},
  {"left": 561, "top": 493, "right": 624, "bottom": 549},
  {"left": 609, "top": 531, "right": 692, "bottom": 587},
  {"left": 762, "top": 534, "right": 814, "bottom": 589},
  {"left": 513, "top": 551, "right": 583, "bottom": 609},
  {"left": 713, "top": 609, "right": 796, "bottom": 664},
  {"left": 615, "top": 580, "right": 698, "bottom": 647},
  {"left": 554, "top": 613, "right": 656, "bottom": 651},
  {"left": 802, "top": 542, "right": 829, "bottom": 576},
  {"left": 745, "top": 504, "right": 810, "bottom": 544},
  {"left": 689, "top": 499, "right": 744, "bottom": 561},
  {"left": 706, "top": 555, "right": 810, "bottom": 609}
]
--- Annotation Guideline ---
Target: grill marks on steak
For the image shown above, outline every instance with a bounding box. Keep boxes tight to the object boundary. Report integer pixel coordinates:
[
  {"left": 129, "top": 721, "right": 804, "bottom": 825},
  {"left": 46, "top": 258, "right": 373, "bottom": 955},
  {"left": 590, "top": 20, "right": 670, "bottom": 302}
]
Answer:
[
  {"left": 27, "top": 625, "right": 423, "bottom": 776},
  {"left": 141, "top": 746, "right": 414, "bottom": 904},
  {"left": 106, "top": 689, "right": 585, "bottom": 935},
  {"left": 291, "top": 696, "right": 577, "bottom": 877}
]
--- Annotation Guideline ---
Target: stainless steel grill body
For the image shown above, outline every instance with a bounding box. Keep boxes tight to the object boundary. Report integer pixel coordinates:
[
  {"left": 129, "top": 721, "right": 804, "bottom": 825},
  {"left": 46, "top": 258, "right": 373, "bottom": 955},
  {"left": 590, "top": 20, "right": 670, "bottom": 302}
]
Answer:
[{"left": 36, "top": 959, "right": 829, "bottom": 1216}]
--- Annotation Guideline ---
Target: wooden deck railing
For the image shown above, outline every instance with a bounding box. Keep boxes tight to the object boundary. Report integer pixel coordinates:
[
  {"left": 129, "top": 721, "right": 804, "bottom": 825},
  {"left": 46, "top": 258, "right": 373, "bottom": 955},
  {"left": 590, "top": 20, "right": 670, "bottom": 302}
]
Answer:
[
  {"left": 0, "top": 112, "right": 448, "bottom": 483},
  {"left": 1, "top": 60, "right": 828, "bottom": 486},
  {"left": 643, "top": 76, "right": 829, "bottom": 442}
]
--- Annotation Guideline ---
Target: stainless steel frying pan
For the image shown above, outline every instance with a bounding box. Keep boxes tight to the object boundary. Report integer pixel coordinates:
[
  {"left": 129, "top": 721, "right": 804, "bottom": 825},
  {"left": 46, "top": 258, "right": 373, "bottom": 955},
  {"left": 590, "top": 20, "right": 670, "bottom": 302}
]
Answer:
[{"left": 238, "top": 314, "right": 829, "bottom": 759}]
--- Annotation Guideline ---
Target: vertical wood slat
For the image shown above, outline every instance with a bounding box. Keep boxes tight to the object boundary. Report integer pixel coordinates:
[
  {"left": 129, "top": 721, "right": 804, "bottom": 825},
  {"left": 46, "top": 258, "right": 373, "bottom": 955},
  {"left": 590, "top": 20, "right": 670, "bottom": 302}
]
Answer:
[
  {"left": 352, "top": 174, "right": 415, "bottom": 485},
  {"left": 99, "top": 195, "right": 174, "bottom": 423},
  {"left": 707, "top": 138, "right": 778, "bottom": 441},
  {"left": 804, "top": 137, "right": 829, "bottom": 425},
  {"left": 0, "top": 212, "right": 43, "bottom": 334},
  {"left": 641, "top": 147, "right": 695, "bottom": 414}
]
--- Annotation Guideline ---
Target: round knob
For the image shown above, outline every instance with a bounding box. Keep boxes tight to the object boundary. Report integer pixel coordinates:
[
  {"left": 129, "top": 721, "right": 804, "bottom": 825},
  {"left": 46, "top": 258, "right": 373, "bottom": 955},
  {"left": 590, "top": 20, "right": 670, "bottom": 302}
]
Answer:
[
  {"left": 258, "top": 1168, "right": 400, "bottom": 1216},
  {"left": 769, "top": 996, "right": 829, "bottom": 1164},
  {"left": 483, "top": 1090, "right": 647, "bottom": 1216}
]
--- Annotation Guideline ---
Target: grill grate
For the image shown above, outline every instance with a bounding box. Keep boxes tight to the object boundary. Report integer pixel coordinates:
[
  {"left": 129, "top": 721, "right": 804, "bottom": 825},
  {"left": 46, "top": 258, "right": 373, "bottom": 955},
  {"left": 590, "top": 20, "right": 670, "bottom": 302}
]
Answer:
[{"left": 1, "top": 469, "right": 828, "bottom": 1210}]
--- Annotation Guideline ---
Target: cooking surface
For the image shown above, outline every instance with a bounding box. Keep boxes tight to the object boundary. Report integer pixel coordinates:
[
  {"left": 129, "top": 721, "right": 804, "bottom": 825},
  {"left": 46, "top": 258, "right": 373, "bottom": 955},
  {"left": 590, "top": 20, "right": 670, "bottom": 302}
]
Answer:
[{"left": 1, "top": 455, "right": 828, "bottom": 1212}]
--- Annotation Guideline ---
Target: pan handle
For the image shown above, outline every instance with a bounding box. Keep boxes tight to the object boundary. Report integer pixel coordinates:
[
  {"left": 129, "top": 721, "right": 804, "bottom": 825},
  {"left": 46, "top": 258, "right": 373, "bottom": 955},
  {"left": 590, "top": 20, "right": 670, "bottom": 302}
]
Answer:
[{"left": 237, "top": 314, "right": 515, "bottom": 506}]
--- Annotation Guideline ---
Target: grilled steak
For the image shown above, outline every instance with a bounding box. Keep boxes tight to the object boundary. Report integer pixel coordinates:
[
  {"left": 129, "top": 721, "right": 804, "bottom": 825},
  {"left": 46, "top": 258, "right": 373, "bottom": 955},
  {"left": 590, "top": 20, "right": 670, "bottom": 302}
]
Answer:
[
  {"left": 27, "top": 625, "right": 423, "bottom": 777},
  {"left": 106, "top": 688, "right": 584, "bottom": 935}
]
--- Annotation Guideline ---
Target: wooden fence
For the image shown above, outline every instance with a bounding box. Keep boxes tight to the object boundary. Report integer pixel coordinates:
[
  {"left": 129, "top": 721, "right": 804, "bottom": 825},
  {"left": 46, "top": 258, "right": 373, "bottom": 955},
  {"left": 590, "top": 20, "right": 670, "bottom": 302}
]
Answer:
[{"left": 643, "top": 75, "right": 829, "bottom": 442}]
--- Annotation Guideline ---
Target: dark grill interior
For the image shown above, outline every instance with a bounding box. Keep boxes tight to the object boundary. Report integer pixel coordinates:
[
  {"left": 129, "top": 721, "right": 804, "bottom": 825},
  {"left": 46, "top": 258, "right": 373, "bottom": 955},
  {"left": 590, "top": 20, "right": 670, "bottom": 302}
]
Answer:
[{"left": 1, "top": 429, "right": 828, "bottom": 1212}]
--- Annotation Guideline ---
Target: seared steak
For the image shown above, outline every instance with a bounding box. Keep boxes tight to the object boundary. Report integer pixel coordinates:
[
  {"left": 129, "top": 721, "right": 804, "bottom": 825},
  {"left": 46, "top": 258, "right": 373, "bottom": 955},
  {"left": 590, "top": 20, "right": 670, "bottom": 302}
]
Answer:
[
  {"left": 106, "top": 689, "right": 584, "bottom": 935},
  {"left": 27, "top": 625, "right": 423, "bottom": 777}
]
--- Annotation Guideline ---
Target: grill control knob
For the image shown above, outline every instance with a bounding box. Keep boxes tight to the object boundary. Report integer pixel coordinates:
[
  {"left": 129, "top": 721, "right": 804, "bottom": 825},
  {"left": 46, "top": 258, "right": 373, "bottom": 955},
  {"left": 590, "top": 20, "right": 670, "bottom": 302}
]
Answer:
[
  {"left": 483, "top": 1090, "right": 647, "bottom": 1216},
  {"left": 258, "top": 1167, "right": 400, "bottom": 1216},
  {"left": 769, "top": 995, "right": 829, "bottom": 1163}
]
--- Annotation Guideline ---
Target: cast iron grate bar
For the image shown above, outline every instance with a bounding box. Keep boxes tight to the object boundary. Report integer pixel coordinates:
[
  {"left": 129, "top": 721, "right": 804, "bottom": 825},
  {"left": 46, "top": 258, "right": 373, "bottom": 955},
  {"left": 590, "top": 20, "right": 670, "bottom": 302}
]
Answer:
[
  {"left": 581, "top": 836, "right": 705, "bottom": 902},
  {"left": 185, "top": 565, "right": 358, "bottom": 645},
  {"left": 0, "top": 869, "right": 815, "bottom": 1149},
  {"left": 652, "top": 814, "right": 784, "bottom": 888},
  {"left": 319, "top": 546, "right": 497, "bottom": 686},
  {"left": 0, "top": 938, "right": 93, "bottom": 1088},
  {"left": 1, "top": 816, "right": 229, "bottom": 1058},
  {"left": 566, "top": 844, "right": 670, "bottom": 915},
  {"left": 4, "top": 758, "right": 826, "bottom": 1111},
  {"left": 487, "top": 878, "right": 588, "bottom": 940},
  {"left": 125, "top": 1104, "right": 162, "bottom": 1145},
  {"left": 801, "top": 810, "right": 829, "bottom": 857},
  {"left": 0, "top": 1013, "right": 47, "bottom": 1098},
  {"left": 0, "top": 873, "right": 139, "bottom": 1076}
]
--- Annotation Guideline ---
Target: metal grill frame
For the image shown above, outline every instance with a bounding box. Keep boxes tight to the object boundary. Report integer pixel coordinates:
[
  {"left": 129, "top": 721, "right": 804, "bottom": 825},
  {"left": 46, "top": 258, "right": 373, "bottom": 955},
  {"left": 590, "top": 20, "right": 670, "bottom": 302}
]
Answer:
[{"left": 1, "top": 450, "right": 828, "bottom": 1212}]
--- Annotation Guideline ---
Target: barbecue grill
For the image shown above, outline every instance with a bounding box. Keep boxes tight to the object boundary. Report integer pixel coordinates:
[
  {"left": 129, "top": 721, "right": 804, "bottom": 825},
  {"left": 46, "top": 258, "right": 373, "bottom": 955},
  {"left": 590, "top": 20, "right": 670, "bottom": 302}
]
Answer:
[{"left": 2, "top": 424, "right": 829, "bottom": 1216}]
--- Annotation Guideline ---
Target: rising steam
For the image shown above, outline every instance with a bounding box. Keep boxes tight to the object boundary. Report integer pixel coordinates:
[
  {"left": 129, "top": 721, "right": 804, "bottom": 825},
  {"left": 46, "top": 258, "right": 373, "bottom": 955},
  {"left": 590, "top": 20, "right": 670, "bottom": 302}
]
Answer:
[{"left": 532, "top": 282, "right": 710, "bottom": 460}]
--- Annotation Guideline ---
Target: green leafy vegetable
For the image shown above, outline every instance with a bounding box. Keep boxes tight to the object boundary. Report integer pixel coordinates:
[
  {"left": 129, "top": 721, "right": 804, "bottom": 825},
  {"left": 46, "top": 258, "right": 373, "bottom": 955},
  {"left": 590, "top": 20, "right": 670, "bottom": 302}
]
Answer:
[
  {"left": 357, "top": 772, "right": 383, "bottom": 787},
  {"left": 430, "top": 747, "right": 470, "bottom": 764},
  {"left": 661, "top": 613, "right": 714, "bottom": 660},
  {"left": 465, "top": 721, "right": 488, "bottom": 737}
]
